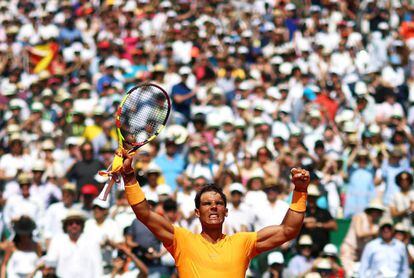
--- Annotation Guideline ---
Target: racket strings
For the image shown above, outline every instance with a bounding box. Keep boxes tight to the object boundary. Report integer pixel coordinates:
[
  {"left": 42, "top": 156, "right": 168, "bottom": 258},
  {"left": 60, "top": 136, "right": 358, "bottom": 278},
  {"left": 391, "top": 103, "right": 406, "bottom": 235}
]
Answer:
[{"left": 120, "top": 85, "right": 169, "bottom": 145}]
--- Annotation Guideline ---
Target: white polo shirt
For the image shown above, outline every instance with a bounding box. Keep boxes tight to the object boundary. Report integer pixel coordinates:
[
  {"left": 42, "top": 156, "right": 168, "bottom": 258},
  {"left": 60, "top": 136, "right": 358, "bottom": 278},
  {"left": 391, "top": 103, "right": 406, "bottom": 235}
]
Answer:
[{"left": 47, "top": 233, "right": 102, "bottom": 278}]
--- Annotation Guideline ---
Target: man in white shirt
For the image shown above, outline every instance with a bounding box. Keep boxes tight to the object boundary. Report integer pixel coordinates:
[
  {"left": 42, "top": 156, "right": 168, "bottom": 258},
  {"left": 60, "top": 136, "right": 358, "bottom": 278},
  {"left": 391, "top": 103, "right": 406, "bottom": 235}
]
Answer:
[
  {"left": 252, "top": 185, "right": 290, "bottom": 231},
  {"left": 84, "top": 198, "right": 123, "bottom": 273},
  {"left": 225, "top": 183, "right": 253, "bottom": 234},
  {"left": 3, "top": 172, "right": 43, "bottom": 229},
  {"left": 46, "top": 209, "right": 102, "bottom": 278},
  {"left": 42, "top": 183, "right": 77, "bottom": 247}
]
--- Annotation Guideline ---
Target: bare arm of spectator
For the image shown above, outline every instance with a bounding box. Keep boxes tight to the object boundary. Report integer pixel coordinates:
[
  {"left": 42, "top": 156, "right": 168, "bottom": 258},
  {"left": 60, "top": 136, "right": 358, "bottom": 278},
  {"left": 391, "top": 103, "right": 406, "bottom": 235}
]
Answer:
[
  {"left": 346, "top": 147, "right": 358, "bottom": 168},
  {"left": 118, "top": 244, "right": 149, "bottom": 277},
  {"left": 354, "top": 214, "right": 378, "bottom": 239},
  {"left": 172, "top": 90, "right": 196, "bottom": 104}
]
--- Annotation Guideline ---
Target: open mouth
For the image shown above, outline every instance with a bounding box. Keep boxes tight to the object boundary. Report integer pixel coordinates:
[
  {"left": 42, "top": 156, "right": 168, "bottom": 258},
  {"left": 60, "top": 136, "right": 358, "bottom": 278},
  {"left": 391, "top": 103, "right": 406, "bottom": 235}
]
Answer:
[{"left": 209, "top": 214, "right": 219, "bottom": 220}]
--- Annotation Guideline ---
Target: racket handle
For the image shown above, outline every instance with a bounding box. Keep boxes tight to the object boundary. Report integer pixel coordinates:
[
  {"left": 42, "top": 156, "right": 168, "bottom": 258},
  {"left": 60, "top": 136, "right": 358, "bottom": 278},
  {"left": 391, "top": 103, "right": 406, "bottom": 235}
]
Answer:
[{"left": 98, "top": 178, "right": 116, "bottom": 201}]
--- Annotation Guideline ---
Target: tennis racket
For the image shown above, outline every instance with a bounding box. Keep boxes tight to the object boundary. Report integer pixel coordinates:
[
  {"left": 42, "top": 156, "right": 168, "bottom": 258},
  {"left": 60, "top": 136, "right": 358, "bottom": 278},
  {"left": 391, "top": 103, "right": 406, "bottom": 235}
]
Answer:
[{"left": 98, "top": 83, "right": 171, "bottom": 200}]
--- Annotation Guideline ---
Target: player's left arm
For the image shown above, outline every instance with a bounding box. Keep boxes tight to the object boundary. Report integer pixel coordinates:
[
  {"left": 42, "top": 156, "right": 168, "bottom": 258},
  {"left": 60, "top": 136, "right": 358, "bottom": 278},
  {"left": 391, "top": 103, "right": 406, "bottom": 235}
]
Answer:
[{"left": 256, "top": 168, "right": 309, "bottom": 254}]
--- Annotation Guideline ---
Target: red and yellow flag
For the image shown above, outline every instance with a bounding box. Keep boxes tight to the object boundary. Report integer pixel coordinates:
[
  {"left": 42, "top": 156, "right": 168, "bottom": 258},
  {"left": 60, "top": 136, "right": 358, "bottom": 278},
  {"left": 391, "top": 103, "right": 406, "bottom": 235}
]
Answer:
[{"left": 27, "top": 42, "right": 59, "bottom": 74}]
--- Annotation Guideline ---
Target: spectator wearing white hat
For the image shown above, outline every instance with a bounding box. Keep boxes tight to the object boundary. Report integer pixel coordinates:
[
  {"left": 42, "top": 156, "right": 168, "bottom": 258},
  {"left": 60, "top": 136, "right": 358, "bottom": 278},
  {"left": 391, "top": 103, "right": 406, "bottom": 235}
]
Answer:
[
  {"left": 185, "top": 144, "right": 218, "bottom": 183},
  {"left": 47, "top": 209, "right": 102, "bottom": 278},
  {"left": 301, "top": 184, "right": 337, "bottom": 257},
  {"left": 84, "top": 198, "right": 123, "bottom": 273},
  {"left": 340, "top": 199, "right": 386, "bottom": 275},
  {"left": 3, "top": 172, "right": 43, "bottom": 229},
  {"left": 43, "top": 183, "right": 77, "bottom": 247},
  {"left": 225, "top": 183, "right": 253, "bottom": 235},
  {"left": 262, "top": 251, "right": 285, "bottom": 278},
  {"left": 0, "top": 134, "right": 31, "bottom": 184},
  {"left": 319, "top": 243, "right": 344, "bottom": 276},
  {"left": 244, "top": 169, "right": 267, "bottom": 209},
  {"left": 30, "top": 159, "right": 61, "bottom": 209},
  {"left": 252, "top": 184, "right": 289, "bottom": 232},
  {"left": 141, "top": 163, "right": 163, "bottom": 202},
  {"left": 345, "top": 148, "right": 378, "bottom": 217},
  {"left": 286, "top": 235, "right": 315, "bottom": 277}
]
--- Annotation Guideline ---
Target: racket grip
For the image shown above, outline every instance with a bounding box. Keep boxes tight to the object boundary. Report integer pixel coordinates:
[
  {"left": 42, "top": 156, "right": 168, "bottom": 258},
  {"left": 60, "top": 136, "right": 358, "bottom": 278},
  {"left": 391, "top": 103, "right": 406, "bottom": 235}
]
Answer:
[{"left": 98, "top": 178, "right": 115, "bottom": 201}]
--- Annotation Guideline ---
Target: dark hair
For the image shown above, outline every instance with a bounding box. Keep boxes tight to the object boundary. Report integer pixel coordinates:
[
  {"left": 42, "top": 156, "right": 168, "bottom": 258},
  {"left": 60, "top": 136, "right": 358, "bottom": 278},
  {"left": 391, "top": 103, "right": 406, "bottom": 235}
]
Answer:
[
  {"left": 395, "top": 171, "right": 413, "bottom": 186},
  {"left": 194, "top": 184, "right": 227, "bottom": 209},
  {"left": 163, "top": 198, "right": 178, "bottom": 212}
]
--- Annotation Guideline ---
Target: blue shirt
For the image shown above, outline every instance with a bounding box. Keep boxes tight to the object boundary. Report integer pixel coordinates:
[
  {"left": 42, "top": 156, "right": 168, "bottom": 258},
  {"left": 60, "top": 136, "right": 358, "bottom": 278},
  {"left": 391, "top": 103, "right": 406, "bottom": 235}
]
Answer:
[
  {"left": 154, "top": 153, "right": 185, "bottom": 191},
  {"left": 171, "top": 82, "right": 193, "bottom": 121},
  {"left": 286, "top": 255, "right": 313, "bottom": 277},
  {"left": 97, "top": 75, "right": 119, "bottom": 94},
  {"left": 359, "top": 238, "right": 409, "bottom": 278},
  {"left": 382, "top": 159, "right": 410, "bottom": 205}
]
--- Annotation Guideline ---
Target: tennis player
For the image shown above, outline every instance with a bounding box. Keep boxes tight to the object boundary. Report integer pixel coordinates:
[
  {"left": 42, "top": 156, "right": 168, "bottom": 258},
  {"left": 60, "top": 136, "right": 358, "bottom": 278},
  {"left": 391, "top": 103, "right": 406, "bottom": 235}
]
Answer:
[{"left": 120, "top": 150, "right": 309, "bottom": 277}]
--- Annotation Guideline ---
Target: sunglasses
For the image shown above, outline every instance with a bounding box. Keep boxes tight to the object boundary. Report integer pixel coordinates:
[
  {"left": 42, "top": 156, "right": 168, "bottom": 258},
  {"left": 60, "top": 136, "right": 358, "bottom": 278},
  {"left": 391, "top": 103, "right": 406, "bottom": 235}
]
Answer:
[{"left": 66, "top": 220, "right": 83, "bottom": 226}]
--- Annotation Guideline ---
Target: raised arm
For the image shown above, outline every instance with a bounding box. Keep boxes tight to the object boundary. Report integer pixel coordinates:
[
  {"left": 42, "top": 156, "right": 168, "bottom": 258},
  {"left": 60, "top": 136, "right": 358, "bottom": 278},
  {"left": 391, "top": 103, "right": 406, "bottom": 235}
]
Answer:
[
  {"left": 255, "top": 168, "right": 309, "bottom": 254},
  {"left": 121, "top": 151, "right": 174, "bottom": 247}
]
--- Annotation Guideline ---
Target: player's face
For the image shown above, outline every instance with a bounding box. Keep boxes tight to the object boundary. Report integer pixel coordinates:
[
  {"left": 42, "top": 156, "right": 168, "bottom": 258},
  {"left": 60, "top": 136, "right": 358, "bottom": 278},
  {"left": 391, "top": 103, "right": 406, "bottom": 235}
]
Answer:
[{"left": 196, "top": 191, "right": 228, "bottom": 228}]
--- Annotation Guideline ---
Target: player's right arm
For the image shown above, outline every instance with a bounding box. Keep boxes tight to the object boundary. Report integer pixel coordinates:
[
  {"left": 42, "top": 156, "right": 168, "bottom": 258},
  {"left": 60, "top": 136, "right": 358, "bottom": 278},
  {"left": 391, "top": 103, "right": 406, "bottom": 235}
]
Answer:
[{"left": 121, "top": 153, "right": 174, "bottom": 247}]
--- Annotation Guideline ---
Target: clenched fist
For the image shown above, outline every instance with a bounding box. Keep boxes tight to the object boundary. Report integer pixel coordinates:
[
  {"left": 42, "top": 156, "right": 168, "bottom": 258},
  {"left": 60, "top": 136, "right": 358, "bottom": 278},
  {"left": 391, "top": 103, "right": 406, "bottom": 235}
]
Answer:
[{"left": 291, "top": 168, "right": 310, "bottom": 193}]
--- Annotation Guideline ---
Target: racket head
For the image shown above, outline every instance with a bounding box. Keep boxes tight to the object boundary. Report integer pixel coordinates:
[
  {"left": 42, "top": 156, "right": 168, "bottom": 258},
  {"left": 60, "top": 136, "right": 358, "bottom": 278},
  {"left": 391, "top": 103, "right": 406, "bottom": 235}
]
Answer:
[{"left": 116, "top": 83, "right": 171, "bottom": 151}]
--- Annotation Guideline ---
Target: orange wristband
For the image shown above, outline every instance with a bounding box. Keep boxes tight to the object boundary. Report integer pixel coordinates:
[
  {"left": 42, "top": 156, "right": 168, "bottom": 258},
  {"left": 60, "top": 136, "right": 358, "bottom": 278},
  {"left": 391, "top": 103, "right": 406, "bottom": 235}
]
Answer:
[
  {"left": 290, "top": 191, "right": 307, "bottom": 212},
  {"left": 125, "top": 183, "right": 146, "bottom": 206}
]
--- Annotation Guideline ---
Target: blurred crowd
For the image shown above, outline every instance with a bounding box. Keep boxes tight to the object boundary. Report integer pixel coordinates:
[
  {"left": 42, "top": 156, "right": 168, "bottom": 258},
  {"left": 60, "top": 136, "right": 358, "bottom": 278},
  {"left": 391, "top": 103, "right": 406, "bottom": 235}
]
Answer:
[{"left": 1, "top": 0, "right": 414, "bottom": 277}]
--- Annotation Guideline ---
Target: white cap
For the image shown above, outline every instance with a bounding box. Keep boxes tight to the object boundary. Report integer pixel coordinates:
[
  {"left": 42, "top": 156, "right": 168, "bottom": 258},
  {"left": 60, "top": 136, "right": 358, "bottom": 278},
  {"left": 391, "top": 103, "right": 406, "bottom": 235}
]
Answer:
[
  {"left": 285, "top": 3, "right": 296, "bottom": 10},
  {"left": 236, "top": 99, "right": 250, "bottom": 110},
  {"left": 41, "top": 140, "right": 55, "bottom": 150},
  {"left": 298, "top": 234, "right": 313, "bottom": 245},
  {"left": 156, "top": 184, "right": 172, "bottom": 196},
  {"left": 378, "top": 22, "right": 389, "bottom": 30},
  {"left": 391, "top": 109, "right": 404, "bottom": 118},
  {"left": 104, "top": 58, "right": 118, "bottom": 68},
  {"left": 249, "top": 168, "right": 265, "bottom": 180},
  {"left": 31, "top": 102, "right": 44, "bottom": 111},
  {"left": 343, "top": 121, "right": 357, "bottom": 133},
  {"left": 234, "top": 118, "right": 246, "bottom": 128},
  {"left": 355, "top": 81, "right": 368, "bottom": 95},
  {"left": 2, "top": 84, "right": 17, "bottom": 96},
  {"left": 270, "top": 56, "right": 283, "bottom": 65},
  {"left": 92, "top": 198, "right": 110, "bottom": 209},
  {"left": 279, "top": 62, "right": 293, "bottom": 75},
  {"left": 239, "top": 80, "right": 254, "bottom": 91},
  {"left": 267, "top": 87, "right": 281, "bottom": 99},
  {"left": 308, "top": 109, "right": 321, "bottom": 119},
  {"left": 179, "top": 66, "right": 192, "bottom": 75},
  {"left": 146, "top": 163, "right": 162, "bottom": 174},
  {"left": 160, "top": 1, "right": 172, "bottom": 8},
  {"left": 9, "top": 99, "right": 21, "bottom": 109},
  {"left": 315, "top": 258, "right": 332, "bottom": 270},
  {"left": 323, "top": 243, "right": 338, "bottom": 256},
  {"left": 65, "top": 136, "right": 84, "bottom": 146},
  {"left": 229, "top": 183, "right": 246, "bottom": 194},
  {"left": 267, "top": 251, "right": 284, "bottom": 265},
  {"left": 211, "top": 87, "right": 224, "bottom": 95},
  {"left": 368, "top": 124, "right": 380, "bottom": 135},
  {"left": 32, "top": 160, "right": 46, "bottom": 172},
  {"left": 307, "top": 184, "right": 321, "bottom": 196}
]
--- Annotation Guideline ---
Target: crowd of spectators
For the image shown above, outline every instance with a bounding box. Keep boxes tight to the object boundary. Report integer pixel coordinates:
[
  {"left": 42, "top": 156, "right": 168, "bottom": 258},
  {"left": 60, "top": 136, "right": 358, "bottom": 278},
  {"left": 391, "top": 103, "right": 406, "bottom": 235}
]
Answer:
[{"left": 1, "top": 0, "right": 414, "bottom": 277}]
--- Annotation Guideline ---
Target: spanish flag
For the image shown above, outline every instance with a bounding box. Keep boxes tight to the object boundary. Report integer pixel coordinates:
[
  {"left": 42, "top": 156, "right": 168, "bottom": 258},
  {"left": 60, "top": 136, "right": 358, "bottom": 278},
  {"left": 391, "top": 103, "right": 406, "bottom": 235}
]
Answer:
[{"left": 28, "top": 42, "right": 59, "bottom": 74}]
